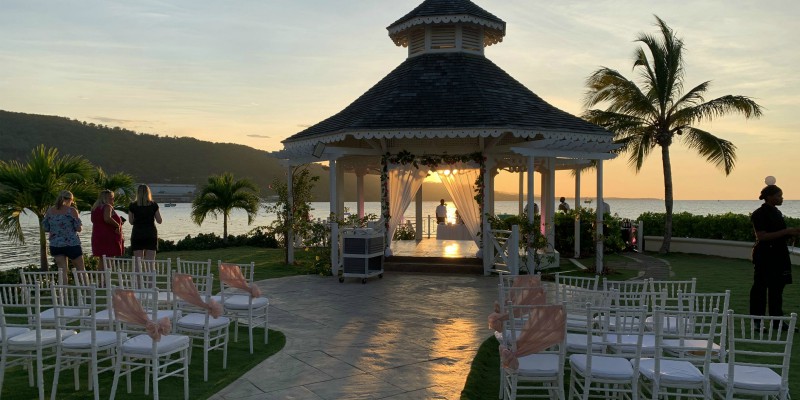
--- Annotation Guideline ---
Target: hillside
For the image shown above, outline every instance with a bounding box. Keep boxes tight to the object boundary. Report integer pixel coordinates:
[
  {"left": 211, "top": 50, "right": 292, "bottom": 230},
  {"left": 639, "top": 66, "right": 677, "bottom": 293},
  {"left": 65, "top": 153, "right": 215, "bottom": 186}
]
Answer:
[{"left": 0, "top": 110, "right": 520, "bottom": 202}]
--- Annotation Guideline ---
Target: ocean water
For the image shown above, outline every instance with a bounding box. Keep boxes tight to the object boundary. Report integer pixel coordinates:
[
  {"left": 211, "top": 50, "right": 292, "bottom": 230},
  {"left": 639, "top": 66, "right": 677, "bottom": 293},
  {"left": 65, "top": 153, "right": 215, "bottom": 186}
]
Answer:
[{"left": 3, "top": 199, "right": 799, "bottom": 271}]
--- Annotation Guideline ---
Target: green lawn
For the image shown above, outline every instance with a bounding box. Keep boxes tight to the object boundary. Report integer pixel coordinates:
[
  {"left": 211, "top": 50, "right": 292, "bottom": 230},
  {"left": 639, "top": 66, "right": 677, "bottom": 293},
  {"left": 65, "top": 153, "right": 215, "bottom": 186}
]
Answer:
[{"left": 461, "top": 252, "right": 800, "bottom": 399}]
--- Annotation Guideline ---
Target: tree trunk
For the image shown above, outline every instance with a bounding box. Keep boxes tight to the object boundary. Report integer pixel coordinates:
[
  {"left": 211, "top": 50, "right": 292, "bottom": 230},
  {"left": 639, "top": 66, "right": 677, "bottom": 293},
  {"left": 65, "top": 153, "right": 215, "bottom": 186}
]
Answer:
[
  {"left": 38, "top": 215, "right": 48, "bottom": 271},
  {"left": 659, "top": 144, "right": 674, "bottom": 254},
  {"left": 223, "top": 212, "right": 228, "bottom": 243}
]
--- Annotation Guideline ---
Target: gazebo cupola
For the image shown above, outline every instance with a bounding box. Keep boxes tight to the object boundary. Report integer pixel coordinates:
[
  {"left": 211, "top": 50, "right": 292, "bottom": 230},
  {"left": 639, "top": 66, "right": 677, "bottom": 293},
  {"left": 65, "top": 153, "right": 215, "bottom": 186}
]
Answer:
[{"left": 387, "top": 0, "right": 506, "bottom": 58}]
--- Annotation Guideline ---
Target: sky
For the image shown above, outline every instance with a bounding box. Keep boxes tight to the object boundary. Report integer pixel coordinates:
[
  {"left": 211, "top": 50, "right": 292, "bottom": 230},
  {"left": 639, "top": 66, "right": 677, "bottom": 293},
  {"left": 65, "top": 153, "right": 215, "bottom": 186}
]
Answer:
[{"left": 1, "top": 0, "right": 798, "bottom": 200}]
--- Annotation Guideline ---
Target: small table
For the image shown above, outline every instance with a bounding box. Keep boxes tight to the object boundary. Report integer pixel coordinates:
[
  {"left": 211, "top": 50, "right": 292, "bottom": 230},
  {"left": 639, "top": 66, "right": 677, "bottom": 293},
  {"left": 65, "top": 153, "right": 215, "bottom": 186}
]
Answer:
[{"left": 436, "top": 224, "right": 472, "bottom": 240}]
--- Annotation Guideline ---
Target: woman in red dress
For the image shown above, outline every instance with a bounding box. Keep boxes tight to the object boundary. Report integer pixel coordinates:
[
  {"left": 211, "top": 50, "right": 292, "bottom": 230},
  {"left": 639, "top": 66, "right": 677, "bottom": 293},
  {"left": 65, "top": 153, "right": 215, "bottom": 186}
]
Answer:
[{"left": 91, "top": 189, "right": 124, "bottom": 264}]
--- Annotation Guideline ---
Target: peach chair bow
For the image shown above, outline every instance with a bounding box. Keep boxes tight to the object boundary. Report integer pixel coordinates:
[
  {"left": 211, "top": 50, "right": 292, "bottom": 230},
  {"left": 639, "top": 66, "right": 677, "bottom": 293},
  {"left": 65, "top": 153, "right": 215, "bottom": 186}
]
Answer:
[
  {"left": 171, "top": 274, "right": 223, "bottom": 318},
  {"left": 112, "top": 289, "right": 172, "bottom": 342},
  {"left": 219, "top": 263, "right": 262, "bottom": 298},
  {"left": 499, "top": 304, "right": 566, "bottom": 370},
  {"left": 489, "top": 275, "right": 546, "bottom": 333}
]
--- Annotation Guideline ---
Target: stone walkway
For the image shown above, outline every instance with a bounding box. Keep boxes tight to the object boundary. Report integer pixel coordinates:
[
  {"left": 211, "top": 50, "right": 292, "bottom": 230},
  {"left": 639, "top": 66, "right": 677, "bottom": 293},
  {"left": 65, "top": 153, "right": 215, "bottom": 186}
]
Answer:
[
  {"left": 209, "top": 254, "right": 672, "bottom": 400},
  {"left": 210, "top": 273, "right": 498, "bottom": 400}
]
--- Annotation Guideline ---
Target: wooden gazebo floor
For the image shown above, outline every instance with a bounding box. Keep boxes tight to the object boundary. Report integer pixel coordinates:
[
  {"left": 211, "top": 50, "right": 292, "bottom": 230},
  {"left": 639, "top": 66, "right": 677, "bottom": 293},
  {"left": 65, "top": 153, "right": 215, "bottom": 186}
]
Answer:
[{"left": 389, "top": 238, "right": 478, "bottom": 258}]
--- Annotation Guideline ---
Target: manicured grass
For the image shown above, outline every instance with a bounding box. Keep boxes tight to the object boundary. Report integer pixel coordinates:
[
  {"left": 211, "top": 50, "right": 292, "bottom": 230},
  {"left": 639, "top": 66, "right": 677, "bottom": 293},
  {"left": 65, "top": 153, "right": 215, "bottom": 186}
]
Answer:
[
  {"left": 158, "top": 246, "right": 323, "bottom": 282},
  {"left": 1, "top": 327, "right": 285, "bottom": 400},
  {"left": 461, "top": 252, "right": 800, "bottom": 399}
]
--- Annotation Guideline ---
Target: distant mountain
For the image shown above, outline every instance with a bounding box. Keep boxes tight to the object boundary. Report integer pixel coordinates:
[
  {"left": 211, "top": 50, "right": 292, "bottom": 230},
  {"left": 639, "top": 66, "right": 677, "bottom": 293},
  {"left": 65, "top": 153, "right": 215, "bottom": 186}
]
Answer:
[{"left": 0, "top": 109, "right": 522, "bottom": 202}]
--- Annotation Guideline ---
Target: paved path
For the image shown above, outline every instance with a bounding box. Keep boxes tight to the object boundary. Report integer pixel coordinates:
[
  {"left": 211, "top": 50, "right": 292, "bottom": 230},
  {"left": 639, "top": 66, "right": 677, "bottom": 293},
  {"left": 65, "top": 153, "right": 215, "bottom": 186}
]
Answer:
[
  {"left": 210, "top": 273, "right": 498, "bottom": 400},
  {"left": 210, "top": 254, "right": 672, "bottom": 399}
]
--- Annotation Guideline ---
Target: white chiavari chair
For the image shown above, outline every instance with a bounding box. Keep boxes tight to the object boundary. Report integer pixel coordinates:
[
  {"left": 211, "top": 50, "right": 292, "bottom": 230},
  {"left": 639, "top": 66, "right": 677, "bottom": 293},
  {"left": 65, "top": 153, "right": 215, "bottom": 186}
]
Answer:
[
  {"left": 218, "top": 261, "right": 268, "bottom": 354},
  {"left": 49, "top": 284, "right": 120, "bottom": 400},
  {"left": 109, "top": 287, "right": 190, "bottom": 400},
  {"left": 0, "top": 283, "right": 76, "bottom": 400},
  {"left": 709, "top": 312, "right": 796, "bottom": 400}
]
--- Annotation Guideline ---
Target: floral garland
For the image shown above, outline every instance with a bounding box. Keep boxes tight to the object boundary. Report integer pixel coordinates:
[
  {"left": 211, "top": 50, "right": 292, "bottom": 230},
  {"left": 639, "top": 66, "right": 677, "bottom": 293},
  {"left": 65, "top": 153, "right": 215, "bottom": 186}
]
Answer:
[{"left": 380, "top": 155, "right": 390, "bottom": 241}]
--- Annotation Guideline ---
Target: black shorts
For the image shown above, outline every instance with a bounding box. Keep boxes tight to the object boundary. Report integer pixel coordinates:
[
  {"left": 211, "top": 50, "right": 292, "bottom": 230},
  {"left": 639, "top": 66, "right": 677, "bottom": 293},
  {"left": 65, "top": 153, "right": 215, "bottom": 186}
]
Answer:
[{"left": 50, "top": 245, "right": 83, "bottom": 260}]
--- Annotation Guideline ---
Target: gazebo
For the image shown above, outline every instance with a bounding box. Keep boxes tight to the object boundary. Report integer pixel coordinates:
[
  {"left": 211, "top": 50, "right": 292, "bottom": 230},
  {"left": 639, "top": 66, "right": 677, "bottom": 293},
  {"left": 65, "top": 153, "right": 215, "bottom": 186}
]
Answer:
[{"left": 272, "top": 0, "right": 619, "bottom": 275}]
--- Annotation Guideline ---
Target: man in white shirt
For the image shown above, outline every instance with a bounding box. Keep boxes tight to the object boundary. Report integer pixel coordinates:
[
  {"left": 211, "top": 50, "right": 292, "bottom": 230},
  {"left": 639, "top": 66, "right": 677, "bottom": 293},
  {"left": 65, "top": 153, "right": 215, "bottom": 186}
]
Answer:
[{"left": 436, "top": 199, "right": 447, "bottom": 223}]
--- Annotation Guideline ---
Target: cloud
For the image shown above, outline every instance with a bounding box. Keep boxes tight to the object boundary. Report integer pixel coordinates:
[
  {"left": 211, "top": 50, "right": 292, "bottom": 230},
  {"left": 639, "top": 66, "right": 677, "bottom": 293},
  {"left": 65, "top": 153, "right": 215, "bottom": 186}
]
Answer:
[{"left": 246, "top": 134, "right": 270, "bottom": 139}]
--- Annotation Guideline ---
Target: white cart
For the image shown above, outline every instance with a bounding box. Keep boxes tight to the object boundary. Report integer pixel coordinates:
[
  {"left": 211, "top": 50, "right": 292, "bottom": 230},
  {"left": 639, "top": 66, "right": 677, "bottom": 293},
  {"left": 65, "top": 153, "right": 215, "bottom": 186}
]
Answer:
[{"left": 339, "top": 228, "right": 384, "bottom": 284}]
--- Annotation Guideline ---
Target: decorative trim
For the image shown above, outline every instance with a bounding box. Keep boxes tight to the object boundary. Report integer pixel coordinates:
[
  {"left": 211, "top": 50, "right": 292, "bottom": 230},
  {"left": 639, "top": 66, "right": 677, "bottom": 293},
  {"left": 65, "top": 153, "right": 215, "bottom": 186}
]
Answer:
[{"left": 388, "top": 14, "right": 505, "bottom": 47}]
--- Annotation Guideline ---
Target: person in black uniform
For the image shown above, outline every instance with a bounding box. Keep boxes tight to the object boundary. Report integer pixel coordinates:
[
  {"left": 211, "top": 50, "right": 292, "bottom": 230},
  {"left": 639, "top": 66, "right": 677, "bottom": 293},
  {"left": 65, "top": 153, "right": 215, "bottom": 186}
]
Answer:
[
  {"left": 128, "top": 184, "right": 163, "bottom": 260},
  {"left": 750, "top": 182, "right": 799, "bottom": 329}
]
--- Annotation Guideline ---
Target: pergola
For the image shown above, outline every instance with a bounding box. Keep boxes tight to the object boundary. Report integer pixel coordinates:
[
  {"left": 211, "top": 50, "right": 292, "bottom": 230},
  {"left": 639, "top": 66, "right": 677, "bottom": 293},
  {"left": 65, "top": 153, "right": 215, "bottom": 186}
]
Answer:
[{"left": 272, "top": 0, "right": 619, "bottom": 274}]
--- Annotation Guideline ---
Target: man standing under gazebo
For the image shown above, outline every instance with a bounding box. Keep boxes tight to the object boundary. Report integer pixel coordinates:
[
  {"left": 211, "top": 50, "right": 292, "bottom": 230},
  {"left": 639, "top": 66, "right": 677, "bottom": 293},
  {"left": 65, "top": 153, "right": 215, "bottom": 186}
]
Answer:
[{"left": 436, "top": 199, "right": 447, "bottom": 224}]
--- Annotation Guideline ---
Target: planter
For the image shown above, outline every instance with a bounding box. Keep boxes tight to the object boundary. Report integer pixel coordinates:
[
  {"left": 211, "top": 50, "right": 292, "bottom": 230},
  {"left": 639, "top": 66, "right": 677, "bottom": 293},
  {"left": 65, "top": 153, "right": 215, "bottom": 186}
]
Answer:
[{"left": 644, "top": 236, "right": 800, "bottom": 265}]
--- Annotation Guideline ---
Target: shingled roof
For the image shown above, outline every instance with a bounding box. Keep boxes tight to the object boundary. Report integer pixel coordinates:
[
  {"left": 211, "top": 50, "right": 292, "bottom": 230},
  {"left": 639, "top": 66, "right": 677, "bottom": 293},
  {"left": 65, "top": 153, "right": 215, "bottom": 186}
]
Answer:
[
  {"left": 388, "top": 0, "right": 504, "bottom": 30},
  {"left": 283, "top": 52, "right": 610, "bottom": 145}
]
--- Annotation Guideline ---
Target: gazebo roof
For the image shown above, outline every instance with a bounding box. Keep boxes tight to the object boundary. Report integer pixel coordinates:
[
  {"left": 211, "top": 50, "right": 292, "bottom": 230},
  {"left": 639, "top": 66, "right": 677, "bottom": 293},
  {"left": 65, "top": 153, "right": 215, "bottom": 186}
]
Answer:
[
  {"left": 282, "top": 52, "right": 611, "bottom": 148},
  {"left": 387, "top": 0, "right": 506, "bottom": 47}
]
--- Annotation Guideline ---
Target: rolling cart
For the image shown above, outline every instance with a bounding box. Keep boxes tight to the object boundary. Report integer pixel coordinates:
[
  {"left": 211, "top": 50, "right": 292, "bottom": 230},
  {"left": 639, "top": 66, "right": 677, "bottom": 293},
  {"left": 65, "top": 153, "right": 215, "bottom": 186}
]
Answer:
[{"left": 339, "top": 228, "right": 384, "bottom": 284}]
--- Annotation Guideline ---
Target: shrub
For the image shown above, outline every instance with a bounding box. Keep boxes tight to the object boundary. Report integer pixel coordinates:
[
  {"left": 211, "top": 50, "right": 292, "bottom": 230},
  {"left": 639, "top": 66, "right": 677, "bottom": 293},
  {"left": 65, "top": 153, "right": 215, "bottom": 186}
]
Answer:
[
  {"left": 393, "top": 224, "right": 416, "bottom": 240},
  {"left": 636, "top": 212, "right": 800, "bottom": 242}
]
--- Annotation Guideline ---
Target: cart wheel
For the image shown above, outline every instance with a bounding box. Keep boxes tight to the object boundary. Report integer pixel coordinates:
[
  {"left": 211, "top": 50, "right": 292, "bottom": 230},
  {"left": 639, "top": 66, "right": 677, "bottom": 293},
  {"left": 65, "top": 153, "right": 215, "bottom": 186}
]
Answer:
[
  {"left": 379, "top": 274, "right": 383, "bottom": 279},
  {"left": 361, "top": 278, "right": 367, "bottom": 284},
  {"left": 338, "top": 277, "right": 344, "bottom": 283}
]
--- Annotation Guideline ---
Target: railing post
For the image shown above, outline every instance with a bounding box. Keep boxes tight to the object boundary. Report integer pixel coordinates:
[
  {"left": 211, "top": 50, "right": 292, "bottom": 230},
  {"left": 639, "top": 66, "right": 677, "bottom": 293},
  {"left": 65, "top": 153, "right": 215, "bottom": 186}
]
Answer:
[
  {"left": 510, "top": 225, "right": 520, "bottom": 275},
  {"left": 637, "top": 220, "right": 644, "bottom": 253}
]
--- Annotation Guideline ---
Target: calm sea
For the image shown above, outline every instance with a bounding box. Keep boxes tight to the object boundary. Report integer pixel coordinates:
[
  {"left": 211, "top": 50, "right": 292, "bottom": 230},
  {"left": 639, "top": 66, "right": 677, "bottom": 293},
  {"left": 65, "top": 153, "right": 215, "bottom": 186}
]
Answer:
[{"left": 3, "top": 199, "right": 798, "bottom": 271}]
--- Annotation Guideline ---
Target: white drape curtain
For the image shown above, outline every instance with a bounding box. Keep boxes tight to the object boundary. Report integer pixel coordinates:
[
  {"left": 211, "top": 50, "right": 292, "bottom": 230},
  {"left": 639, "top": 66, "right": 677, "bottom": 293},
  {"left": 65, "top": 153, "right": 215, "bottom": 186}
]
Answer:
[
  {"left": 437, "top": 163, "right": 481, "bottom": 245},
  {"left": 388, "top": 163, "right": 430, "bottom": 243}
]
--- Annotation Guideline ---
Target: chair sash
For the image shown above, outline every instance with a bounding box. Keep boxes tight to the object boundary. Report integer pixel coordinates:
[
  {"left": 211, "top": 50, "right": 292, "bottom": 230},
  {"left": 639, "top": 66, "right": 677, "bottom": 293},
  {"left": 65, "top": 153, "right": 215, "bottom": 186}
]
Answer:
[
  {"left": 500, "top": 304, "right": 566, "bottom": 370},
  {"left": 219, "top": 263, "right": 262, "bottom": 298},
  {"left": 489, "top": 276, "right": 545, "bottom": 332},
  {"left": 171, "top": 274, "right": 223, "bottom": 318},
  {"left": 112, "top": 289, "right": 171, "bottom": 342}
]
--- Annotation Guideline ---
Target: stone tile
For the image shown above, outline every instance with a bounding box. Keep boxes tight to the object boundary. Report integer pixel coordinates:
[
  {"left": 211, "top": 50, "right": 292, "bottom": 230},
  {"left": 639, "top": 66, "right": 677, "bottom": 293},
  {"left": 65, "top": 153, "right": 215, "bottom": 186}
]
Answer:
[
  {"left": 305, "top": 374, "right": 403, "bottom": 400},
  {"left": 257, "top": 387, "right": 326, "bottom": 400},
  {"left": 293, "top": 350, "right": 364, "bottom": 378},
  {"left": 214, "top": 378, "right": 265, "bottom": 399},
  {"left": 369, "top": 358, "right": 469, "bottom": 396},
  {"left": 244, "top": 354, "right": 334, "bottom": 393}
]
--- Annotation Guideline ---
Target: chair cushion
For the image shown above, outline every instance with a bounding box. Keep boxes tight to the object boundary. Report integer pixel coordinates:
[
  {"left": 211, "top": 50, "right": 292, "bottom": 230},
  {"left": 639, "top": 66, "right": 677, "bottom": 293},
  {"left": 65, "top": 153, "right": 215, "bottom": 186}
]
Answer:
[
  {"left": 606, "top": 333, "right": 656, "bottom": 354},
  {"left": 517, "top": 353, "right": 560, "bottom": 377},
  {"left": 222, "top": 295, "right": 268, "bottom": 310},
  {"left": 94, "top": 309, "right": 112, "bottom": 324},
  {"left": 566, "top": 333, "right": 605, "bottom": 353},
  {"left": 566, "top": 314, "right": 589, "bottom": 328},
  {"left": 0, "top": 327, "right": 30, "bottom": 342},
  {"left": 639, "top": 358, "right": 703, "bottom": 384},
  {"left": 8, "top": 329, "right": 76, "bottom": 346},
  {"left": 62, "top": 331, "right": 121, "bottom": 349},
  {"left": 644, "top": 315, "right": 685, "bottom": 333},
  {"left": 663, "top": 339, "right": 720, "bottom": 356},
  {"left": 709, "top": 363, "right": 782, "bottom": 391},
  {"left": 177, "top": 313, "right": 231, "bottom": 330},
  {"left": 39, "top": 307, "right": 84, "bottom": 323},
  {"left": 569, "top": 354, "right": 634, "bottom": 379},
  {"left": 121, "top": 334, "right": 190, "bottom": 356}
]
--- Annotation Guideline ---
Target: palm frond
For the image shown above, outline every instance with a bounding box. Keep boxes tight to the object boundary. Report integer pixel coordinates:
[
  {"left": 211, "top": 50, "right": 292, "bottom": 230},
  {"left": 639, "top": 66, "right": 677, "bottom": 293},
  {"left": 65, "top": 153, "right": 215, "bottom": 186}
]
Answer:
[{"left": 682, "top": 127, "right": 737, "bottom": 175}]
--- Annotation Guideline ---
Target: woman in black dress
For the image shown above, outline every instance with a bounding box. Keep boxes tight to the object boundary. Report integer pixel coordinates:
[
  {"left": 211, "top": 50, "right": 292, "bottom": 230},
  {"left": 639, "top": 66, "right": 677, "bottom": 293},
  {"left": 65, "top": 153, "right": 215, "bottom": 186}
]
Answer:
[
  {"left": 128, "top": 184, "right": 163, "bottom": 260},
  {"left": 750, "top": 181, "right": 799, "bottom": 329}
]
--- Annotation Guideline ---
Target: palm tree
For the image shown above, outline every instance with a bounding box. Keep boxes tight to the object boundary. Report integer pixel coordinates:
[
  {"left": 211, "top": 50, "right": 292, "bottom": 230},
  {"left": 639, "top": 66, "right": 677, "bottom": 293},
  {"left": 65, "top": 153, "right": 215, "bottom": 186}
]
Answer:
[
  {"left": 191, "top": 173, "right": 260, "bottom": 242},
  {"left": 0, "top": 145, "right": 95, "bottom": 269},
  {"left": 582, "top": 16, "right": 762, "bottom": 253},
  {"left": 92, "top": 167, "right": 136, "bottom": 209}
]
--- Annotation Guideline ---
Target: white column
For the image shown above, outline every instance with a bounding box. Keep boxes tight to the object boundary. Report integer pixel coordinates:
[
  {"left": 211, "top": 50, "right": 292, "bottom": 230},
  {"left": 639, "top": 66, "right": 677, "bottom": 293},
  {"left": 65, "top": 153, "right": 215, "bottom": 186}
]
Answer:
[
  {"left": 545, "top": 158, "right": 556, "bottom": 250},
  {"left": 329, "top": 159, "right": 338, "bottom": 221},
  {"left": 487, "top": 165, "right": 497, "bottom": 216},
  {"left": 336, "top": 163, "right": 345, "bottom": 218},
  {"left": 287, "top": 164, "right": 294, "bottom": 264},
  {"left": 415, "top": 186, "right": 423, "bottom": 240},
  {"left": 574, "top": 168, "right": 581, "bottom": 258},
  {"left": 526, "top": 156, "right": 536, "bottom": 272},
  {"left": 518, "top": 168, "right": 524, "bottom": 215},
  {"left": 595, "top": 160, "right": 604, "bottom": 274},
  {"left": 482, "top": 157, "right": 496, "bottom": 275},
  {"left": 356, "top": 168, "right": 366, "bottom": 218}
]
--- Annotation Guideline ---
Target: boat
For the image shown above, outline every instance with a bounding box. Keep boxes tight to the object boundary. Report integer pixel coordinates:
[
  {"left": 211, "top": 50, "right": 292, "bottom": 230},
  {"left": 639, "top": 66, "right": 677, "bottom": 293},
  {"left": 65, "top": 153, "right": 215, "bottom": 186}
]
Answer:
[
  {"left": 583, "top": 198, "right": 593, "bottom": 204},
  {"left": 164, "top": 203, "right": 177, "bottom": 207}
]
